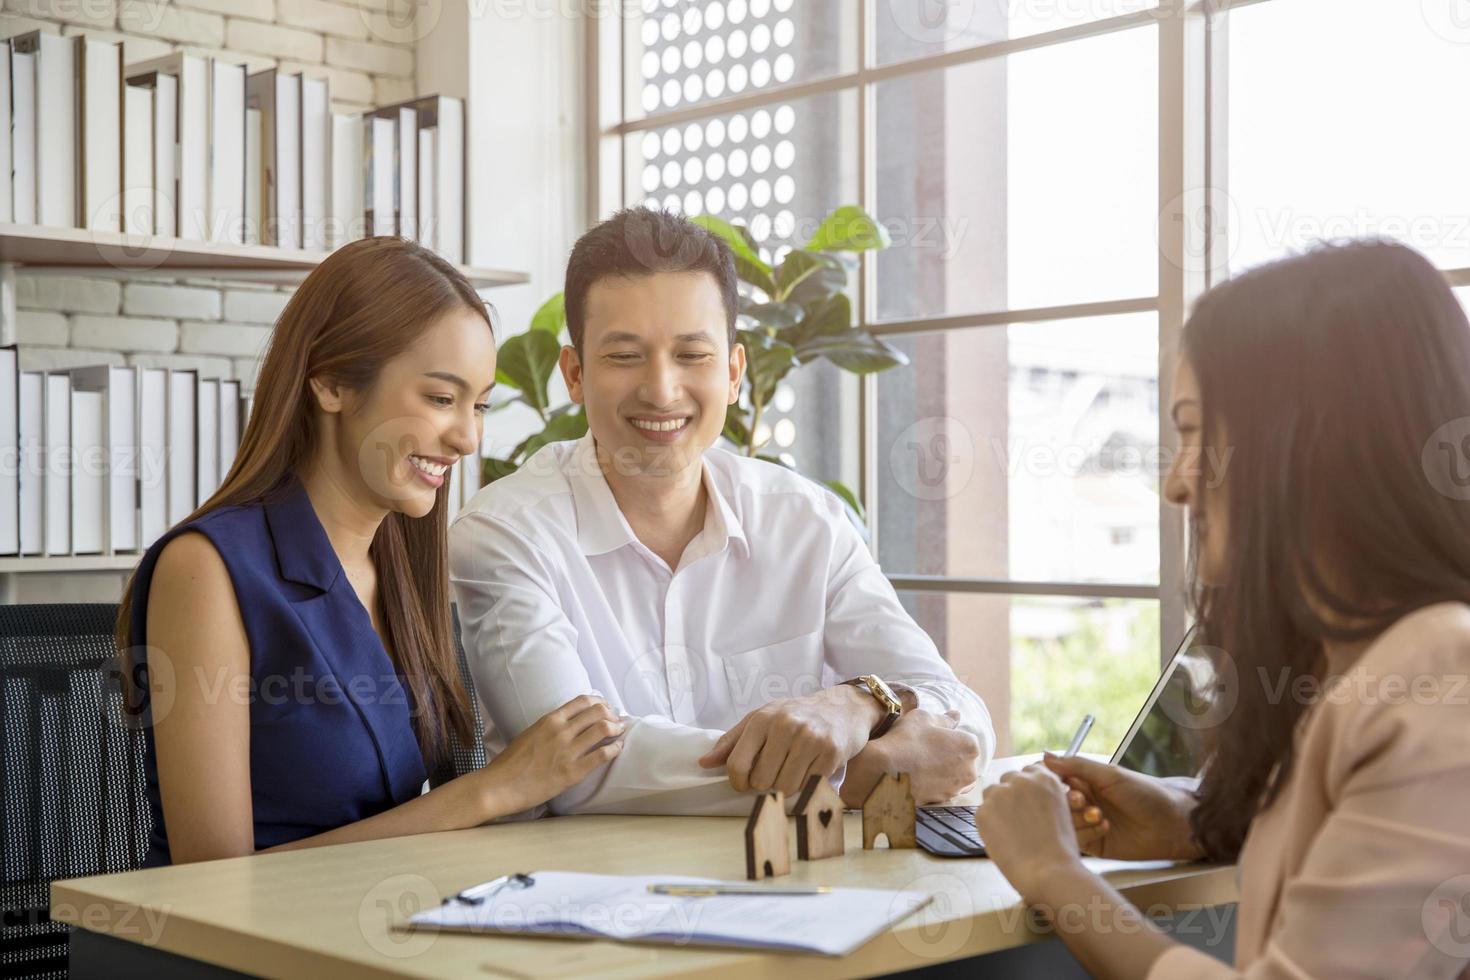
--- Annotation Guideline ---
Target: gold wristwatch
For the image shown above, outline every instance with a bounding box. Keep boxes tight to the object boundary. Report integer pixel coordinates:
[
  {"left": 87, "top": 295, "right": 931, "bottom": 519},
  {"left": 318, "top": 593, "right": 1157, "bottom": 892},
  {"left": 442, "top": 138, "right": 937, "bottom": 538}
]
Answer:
[{"left": 843, "top": 675, "right": 903, "bottom": 739}]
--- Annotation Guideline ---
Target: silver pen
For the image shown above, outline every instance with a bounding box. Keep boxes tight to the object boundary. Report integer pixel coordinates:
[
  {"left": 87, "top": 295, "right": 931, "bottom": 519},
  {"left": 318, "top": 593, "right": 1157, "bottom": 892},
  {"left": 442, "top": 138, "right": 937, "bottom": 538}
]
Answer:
[
  {"left": 1064, "top": 714, "right": 1095, "bottom": 757},
  {"left": 648, "top": 883, "right": 831, "bottom": 897}
]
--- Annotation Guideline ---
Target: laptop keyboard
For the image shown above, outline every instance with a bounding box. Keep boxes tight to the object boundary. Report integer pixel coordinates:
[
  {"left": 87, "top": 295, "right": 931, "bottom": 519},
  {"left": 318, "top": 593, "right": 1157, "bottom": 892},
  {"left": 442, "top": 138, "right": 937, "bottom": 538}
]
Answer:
[{"left": 916, "top": 805, "right": 987, "bottom": 858}]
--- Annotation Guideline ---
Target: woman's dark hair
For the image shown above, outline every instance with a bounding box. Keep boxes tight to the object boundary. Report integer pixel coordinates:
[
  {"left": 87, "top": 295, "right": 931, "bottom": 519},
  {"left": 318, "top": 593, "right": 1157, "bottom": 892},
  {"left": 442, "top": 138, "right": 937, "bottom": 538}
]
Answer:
[
  {"left": 1184, "top": 239, "right": 1470, "bottom": 860},
  {"left": 117, "top": 236, "right": 487, "bottom": 769},
  {"left": 563, "top": 207, "right": 739, "bottom": 353}
]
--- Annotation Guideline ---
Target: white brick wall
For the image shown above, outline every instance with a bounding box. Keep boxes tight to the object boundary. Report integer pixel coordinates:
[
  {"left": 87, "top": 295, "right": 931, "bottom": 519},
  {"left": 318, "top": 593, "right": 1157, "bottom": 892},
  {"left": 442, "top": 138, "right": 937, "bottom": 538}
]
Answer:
[
  {"left": 123, "top": 282, "right": 221, "bottom": 320},
  {"left": 4, "top": 0, "right": 424, "bottom": 397},
  {"left": 222, "top": 288, "right": 292, "bottom": 324},
  {"left": 179, "top": 321, "right": 272, "bottom": 358}
]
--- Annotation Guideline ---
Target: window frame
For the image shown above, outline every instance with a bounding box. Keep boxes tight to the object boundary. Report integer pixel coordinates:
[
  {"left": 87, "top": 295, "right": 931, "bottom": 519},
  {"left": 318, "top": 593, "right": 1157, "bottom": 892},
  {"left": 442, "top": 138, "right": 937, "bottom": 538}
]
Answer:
[{"left": 588, "top": 0, "right": 1259, "bottom": 668}]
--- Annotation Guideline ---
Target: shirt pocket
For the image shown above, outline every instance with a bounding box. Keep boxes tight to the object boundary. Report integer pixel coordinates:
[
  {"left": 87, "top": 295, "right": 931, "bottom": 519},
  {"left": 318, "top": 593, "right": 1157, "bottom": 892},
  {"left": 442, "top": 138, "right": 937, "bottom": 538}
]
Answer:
[{"left": 718, "top": 630, "right": 828, "bottom": 717}]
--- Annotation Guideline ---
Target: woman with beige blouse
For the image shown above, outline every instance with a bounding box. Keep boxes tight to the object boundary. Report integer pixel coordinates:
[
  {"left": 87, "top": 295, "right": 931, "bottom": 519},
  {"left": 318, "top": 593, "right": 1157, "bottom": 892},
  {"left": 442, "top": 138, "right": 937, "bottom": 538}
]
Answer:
[{"left": 975, "top": 239, "right": 1470, "bottom": 979}]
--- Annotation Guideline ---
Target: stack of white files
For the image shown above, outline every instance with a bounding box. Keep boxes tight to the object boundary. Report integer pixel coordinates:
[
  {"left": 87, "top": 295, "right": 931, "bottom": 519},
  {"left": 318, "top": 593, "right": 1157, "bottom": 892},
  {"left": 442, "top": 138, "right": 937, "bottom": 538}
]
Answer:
[{"left": 0, "top": 352, "right": 247, "bottom": 557}]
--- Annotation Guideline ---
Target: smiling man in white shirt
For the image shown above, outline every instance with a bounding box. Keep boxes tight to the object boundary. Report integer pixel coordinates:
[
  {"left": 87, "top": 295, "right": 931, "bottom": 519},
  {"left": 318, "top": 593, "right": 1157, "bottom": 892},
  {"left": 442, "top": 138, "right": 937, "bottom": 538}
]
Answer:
[{"left": 449, "top": 207, "right": 994, "bottom": 816}]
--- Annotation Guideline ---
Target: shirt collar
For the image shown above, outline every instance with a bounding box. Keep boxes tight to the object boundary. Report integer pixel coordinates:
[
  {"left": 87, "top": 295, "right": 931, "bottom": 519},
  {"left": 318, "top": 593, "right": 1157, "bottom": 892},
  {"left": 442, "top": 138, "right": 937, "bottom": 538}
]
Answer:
[
  {"left": 566, "top": 431, "right": 749, "bottom": 562},
  {"left": 263, "top": 475, "right": 344, "bottom": 592}
]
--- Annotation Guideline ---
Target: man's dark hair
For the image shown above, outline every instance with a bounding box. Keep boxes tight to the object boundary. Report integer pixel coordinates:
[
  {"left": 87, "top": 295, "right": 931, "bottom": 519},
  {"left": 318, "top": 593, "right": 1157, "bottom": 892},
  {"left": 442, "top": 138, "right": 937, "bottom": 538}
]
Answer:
[{"left": 564, "top": 207, "right": 739, "bottom": 354}]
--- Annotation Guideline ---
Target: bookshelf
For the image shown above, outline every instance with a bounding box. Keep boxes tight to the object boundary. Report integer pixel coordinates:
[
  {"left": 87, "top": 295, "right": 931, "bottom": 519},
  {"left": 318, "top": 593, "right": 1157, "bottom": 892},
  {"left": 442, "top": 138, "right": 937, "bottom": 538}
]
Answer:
[
  {"left": 0, "top": 222, "right": 529, "bottom": 289},
  {"left": 0, "top": 554, "right": 140, "bottom": 574},
  {"left": 0, "top": 225, "right": 525, "bottom": 589}
]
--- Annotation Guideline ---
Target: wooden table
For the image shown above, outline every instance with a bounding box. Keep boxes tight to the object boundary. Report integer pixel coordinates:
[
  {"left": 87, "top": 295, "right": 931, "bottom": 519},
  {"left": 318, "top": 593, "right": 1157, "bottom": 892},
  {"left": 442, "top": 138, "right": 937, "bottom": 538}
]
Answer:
[{"left": 52, "top": 811, "right": 1237, "bottom": 979}]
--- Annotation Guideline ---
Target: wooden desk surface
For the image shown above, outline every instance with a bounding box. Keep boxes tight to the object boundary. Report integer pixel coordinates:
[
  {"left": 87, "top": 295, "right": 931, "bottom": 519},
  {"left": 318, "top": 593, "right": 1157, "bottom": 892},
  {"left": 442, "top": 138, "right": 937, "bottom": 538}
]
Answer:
[{"left": 53, "top": 812, "right": 1237, "bottom": 980}]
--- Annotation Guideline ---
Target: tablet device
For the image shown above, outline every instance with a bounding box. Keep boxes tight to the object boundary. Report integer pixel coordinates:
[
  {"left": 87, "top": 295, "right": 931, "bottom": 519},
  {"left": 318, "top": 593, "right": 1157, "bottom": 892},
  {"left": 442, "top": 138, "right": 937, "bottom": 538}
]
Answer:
[{"left": 1110, "top": 627, "right": 1218, "bottom": 779}]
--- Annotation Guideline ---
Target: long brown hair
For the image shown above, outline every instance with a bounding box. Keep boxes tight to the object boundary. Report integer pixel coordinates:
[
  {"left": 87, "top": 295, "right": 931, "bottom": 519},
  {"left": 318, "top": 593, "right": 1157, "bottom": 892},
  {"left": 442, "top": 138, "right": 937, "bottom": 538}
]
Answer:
[
  {"left": 1183, "top": 239, "right": 1470, "bottom": 860},
  {"left": 117, "top": 236, "right": 487, "bottom": 767}
]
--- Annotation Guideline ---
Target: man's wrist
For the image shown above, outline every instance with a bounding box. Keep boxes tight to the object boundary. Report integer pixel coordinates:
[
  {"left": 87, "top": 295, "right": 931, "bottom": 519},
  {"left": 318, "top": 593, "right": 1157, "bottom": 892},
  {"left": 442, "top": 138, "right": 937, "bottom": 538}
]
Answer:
[{"left": 839, "top": 682, "right": 886, "bottom": 731}]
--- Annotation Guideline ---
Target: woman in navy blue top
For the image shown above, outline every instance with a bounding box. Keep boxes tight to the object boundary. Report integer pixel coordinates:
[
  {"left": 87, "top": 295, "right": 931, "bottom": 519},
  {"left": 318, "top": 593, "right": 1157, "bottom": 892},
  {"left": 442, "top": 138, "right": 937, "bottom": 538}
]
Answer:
[{"left": 117, "top": 238, "right": 625, "bottom": 865}]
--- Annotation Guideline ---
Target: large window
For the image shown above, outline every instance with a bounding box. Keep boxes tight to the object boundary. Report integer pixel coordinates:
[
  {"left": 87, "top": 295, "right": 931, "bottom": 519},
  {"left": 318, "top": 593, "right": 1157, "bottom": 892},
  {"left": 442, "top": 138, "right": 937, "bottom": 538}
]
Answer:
[{"left": 593, "top": 1, "right": 1470, "bottom": 755}]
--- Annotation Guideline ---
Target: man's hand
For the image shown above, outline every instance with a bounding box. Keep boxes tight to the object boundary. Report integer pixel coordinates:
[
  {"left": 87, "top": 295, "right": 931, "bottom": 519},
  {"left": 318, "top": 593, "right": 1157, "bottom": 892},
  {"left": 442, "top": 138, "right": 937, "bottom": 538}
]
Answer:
[
  {"left": 697, "top": 685, "right": 883, "bottom": 797},
  {"left": 840, "top": 709, "right": 981, "bottom": 807}
]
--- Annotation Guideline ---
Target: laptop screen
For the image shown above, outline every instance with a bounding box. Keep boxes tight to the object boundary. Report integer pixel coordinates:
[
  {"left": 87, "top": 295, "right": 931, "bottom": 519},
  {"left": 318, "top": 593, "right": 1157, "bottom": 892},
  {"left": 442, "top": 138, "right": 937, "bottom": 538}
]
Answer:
[{"left": 1110, "top": 628, "right": 1220, "bottom": 779}]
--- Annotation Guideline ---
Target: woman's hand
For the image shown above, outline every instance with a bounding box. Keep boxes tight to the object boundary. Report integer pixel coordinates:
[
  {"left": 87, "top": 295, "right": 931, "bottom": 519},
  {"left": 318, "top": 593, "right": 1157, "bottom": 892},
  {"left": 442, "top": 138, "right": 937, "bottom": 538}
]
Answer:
[
  {"left": 1043, "top": 753, "right": 1204, "bottom": 861},
  {"left": 476, "top": 694, "right": 626, "bottom": 817},
  {"left": 973, "top": 765, "right": 1087, "bottom": 899}
]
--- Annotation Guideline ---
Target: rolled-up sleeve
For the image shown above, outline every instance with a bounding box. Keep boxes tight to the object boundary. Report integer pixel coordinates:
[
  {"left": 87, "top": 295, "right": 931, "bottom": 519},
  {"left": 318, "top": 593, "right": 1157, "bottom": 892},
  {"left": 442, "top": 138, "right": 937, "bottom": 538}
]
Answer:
[{"left": 448, "top": 511, "right": 753, "bottom": 816}]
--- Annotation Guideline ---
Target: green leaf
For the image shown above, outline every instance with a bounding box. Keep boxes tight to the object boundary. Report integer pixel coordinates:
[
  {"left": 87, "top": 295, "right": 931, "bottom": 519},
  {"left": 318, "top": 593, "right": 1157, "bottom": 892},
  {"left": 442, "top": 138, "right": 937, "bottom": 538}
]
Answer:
[
  {"left": 512, "top": 405, "right": 589, "bottom": 460},
  {"left": 782, "top": 292, "right": 851, "bottom": 353},
  {"left": 803, "top": 205, "right": 892, "bottom": 253},
  {"left": 723, "top": 402, "right": 752, "bottom": 449},
  {"left": 738, "top": 328, "right": 797, "bottom": 405},
  {"left": 775, "top": 250, "right": 847, "bottom": 305},
  {"left": 529, "top": 292, "right": 566, "bottom": 337},
  {"left": 692, "top": 214, "right": 777, "bottom": 296},
  {"left": 796, "top": 330, "right": 910, "bottom": 374},
  {"left": 494, "top": 330, "right": 562, "bottom": 414},
  {"left": 740, "top": 300, "right": 805, "bottom": 331},
  {"left": 824, "top": 479, "right": 867, "bottom": 526},
  {"left": 481, "top": 456, "right": 521, "bottom": 485}
]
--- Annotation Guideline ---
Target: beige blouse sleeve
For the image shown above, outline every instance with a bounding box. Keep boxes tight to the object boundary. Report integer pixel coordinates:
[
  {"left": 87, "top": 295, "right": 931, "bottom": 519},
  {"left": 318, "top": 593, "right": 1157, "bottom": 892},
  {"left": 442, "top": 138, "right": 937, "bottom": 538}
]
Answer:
[{"left": 1147, "top": 625, "right": 1470, "bottom": 980}]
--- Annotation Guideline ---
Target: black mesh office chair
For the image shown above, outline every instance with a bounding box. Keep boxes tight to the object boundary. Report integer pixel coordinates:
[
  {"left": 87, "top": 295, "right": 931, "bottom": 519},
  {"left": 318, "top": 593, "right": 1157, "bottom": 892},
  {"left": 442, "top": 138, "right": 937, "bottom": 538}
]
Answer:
[
  {"left": 0, "top": 603, "right": 148, "bottom": 980},
  {"left": 432, "top": 605, "right": 489, "bottom": 787},
  {"left": 0, "top": 601, "right": 485, "bottom": 979}
]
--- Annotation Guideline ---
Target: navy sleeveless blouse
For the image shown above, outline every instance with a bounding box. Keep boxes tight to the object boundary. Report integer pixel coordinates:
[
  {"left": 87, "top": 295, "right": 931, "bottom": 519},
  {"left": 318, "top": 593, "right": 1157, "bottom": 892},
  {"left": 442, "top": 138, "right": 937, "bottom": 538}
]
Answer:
[{"left": 129, "top": 477, "right": 428, "bottom": 865}]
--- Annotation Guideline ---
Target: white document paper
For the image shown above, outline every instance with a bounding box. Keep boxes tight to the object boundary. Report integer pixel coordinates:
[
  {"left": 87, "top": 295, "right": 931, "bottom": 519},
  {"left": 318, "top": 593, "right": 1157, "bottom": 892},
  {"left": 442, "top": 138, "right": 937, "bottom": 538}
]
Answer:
[{"left": 409, "top": 871, "right": 932, "bottom": 958}]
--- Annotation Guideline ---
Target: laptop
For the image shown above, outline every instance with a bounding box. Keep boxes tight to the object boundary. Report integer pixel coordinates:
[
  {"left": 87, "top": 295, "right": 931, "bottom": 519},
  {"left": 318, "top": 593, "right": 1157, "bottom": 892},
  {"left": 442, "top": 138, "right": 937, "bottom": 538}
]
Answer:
[{"left": 915, "top": 628, "right": 1214, "bottom": 859}]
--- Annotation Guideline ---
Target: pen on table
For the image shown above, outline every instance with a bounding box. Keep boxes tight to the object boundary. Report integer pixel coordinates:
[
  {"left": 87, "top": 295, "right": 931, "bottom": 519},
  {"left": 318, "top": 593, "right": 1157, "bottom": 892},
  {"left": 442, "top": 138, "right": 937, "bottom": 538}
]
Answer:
[
  {"left": 1064, "top": 713, "right": 1094, "bottom": 757},
  {"left": 648, "top": 883, "right": 832, "bottom": 897}
]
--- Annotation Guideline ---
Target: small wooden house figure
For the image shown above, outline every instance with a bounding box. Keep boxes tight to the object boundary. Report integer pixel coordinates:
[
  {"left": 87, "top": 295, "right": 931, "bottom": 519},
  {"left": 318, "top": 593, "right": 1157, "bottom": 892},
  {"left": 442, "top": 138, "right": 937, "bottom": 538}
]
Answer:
[
  {"left": 861, "top": 772, "right": 916, "bottom": 850},
  {"left": 793, "top": 774, "right": 845, "bottom": 861},
  {"left": 744, "top": 790, "right": 791, "bottom": 880}
]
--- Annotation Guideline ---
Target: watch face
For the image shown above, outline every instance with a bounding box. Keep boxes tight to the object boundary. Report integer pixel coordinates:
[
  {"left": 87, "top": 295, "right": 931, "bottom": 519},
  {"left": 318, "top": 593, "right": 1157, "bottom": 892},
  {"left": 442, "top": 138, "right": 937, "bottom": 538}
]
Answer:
[{"left": 868, "top": 676, "right": 901, "bottom": 712}]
